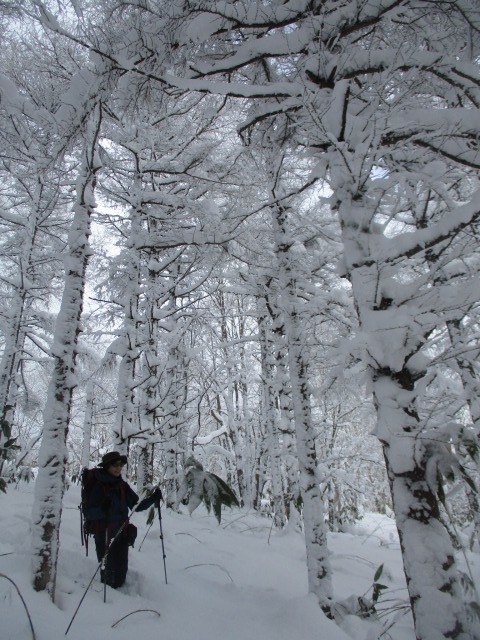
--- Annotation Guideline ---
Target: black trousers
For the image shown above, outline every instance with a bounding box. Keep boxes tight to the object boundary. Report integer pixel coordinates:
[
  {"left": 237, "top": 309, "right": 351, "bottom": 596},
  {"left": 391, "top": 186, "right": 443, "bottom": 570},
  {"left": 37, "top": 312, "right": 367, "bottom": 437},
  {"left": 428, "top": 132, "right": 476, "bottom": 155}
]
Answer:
[{"left": 94, "top": 531, "right": 129, "bottom": 588}]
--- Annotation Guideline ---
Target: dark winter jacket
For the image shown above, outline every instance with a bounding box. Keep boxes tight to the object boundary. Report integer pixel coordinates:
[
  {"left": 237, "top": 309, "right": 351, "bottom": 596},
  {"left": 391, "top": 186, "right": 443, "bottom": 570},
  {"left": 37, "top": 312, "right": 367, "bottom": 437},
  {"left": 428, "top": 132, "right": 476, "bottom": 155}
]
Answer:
[{"left": 85, "top": 468, "right": 156, "bottom": 537}]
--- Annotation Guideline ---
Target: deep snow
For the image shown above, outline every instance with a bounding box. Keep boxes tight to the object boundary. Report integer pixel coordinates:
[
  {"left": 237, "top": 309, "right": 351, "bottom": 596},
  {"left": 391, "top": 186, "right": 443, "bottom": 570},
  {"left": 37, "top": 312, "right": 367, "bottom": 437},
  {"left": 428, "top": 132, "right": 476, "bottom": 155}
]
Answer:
[{"left": 0, "top": 479, "right": 451, "bottom": 640}]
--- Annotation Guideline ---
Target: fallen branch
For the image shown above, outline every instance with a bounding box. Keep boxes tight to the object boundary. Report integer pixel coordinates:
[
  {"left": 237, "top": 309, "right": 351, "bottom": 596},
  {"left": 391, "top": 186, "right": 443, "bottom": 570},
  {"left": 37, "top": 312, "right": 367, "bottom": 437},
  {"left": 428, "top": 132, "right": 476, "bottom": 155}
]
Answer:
[
  {"left": 111, "top": 609, "right": 161, "bottom": 628},
  {"left": 0, "top": 572, "right": 36, "bottom": 640},
  {"left": 183, "top": 562, "right": 234, "bottom": 583},
  {"left": 175, "top": 532, "right": 203, "bottom": 543}
]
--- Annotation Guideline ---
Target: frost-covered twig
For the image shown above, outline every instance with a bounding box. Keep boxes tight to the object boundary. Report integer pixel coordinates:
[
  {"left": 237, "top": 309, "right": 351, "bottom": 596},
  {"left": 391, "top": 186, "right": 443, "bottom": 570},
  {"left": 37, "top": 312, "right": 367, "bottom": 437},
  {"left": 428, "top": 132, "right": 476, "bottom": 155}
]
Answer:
[
  {"left": 184, "top": 562, "right": 234, "bottom": 583},
  {"left": 175, "top": 532, "right": 203, "bottom": 543},
  {"left": 221, "top": 513, "right": 249, "bottom": 529},
  {"left": 111, "top": 609, "right": 161, "bottom": 628},
  {"left": 334, "top": 553, "right": 376, "bottom": 569},
  {"left": 360, "top": 522, "right": 388, "bottom": 545},
  {"left": 267, "top": 515, "right": 275, "bottom": 545},
  {"left": 442, "top": 496, "right": 480, "bottom": 602},
  {"left": 377, "top": 603, "right": 411, "bottom": 620},
  {"left": 238, "top": 525, "right": 272, "bottom": 534},
  {"left": 0, "top": 572, "right": 36, "bottom": 640},
  {"left": 378, "top": 606, "right": 412, "bottom": 637}
]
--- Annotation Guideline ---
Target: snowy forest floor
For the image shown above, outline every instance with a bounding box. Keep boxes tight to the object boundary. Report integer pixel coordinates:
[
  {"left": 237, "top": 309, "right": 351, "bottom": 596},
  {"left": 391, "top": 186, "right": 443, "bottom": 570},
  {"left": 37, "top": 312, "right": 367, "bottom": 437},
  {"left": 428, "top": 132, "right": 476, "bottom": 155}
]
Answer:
[{"left": 1, "top": 482, "right": 479, "bottom": 640}]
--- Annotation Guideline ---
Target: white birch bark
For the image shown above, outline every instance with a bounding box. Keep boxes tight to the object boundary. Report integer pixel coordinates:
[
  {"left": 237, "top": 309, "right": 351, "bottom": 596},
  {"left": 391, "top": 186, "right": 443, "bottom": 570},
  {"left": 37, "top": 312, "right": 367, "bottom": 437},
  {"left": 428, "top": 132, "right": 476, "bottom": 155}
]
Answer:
[
  {"left": 31, "top": 104, "right": 102, "bottom": 598},
  {"left": 218, "top": 292, "right": 249, "bottom": 505},
  {"left": 0, "top": 294, "right": 26, "bottom": 427},
  {"left": 272, "top": 202, "right": 332, "bottom": 612},
  {"left": 113, "top": 170, "right": 144, "bottom": 452},
  {"left": 274, "top": 321, "right": 300, "bottom": 520},
  {"left": 237, "top": 322, "right": 254, "bottom": 508},
  {"left": 135, "top": 226, "right": 165, "bottom": 492},
  {"left": 257, "top": 294, "right": 286, "bottom": 526},
  {"left": 80, "top": 380, "right": 94, "bottom": 470},
  {"left": 334, "top": 170, "right": 475, "bottom": 640},
  {"left": 446, "top": 319, "right": 480, "bottom": 549},
  {"left": 136, "top": 443, "right": 153, "bottom": 493},
  {"left": 163, "top": 279, "right": 187, "bottom": 508},
  {"left": 164, "top": 345, "right": 181, "bottom": 507},
  {"left": 447, "top": 320, "right": 480, "bottom": 427},
  {"left": 0, "top": 174, "right": 52, "bottom": 424}
]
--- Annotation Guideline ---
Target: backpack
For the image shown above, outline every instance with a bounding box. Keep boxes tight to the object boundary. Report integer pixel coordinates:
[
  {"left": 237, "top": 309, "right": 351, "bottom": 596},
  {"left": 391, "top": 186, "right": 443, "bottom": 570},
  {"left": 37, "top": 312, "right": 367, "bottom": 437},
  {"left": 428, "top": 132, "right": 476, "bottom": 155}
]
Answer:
[
  {"left": 80, "top": 467, "right": 103, "bottom": 556},
  {"left": 79, "top": 467, "right": 130, "bottom": 555}
]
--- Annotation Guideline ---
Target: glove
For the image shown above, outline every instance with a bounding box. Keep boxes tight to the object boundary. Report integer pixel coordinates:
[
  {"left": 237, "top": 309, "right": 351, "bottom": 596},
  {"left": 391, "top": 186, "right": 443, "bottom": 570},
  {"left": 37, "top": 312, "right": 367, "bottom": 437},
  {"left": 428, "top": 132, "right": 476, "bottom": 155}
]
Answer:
[{"left": 152, "top": 488, "right": 162, "bottom": 505}]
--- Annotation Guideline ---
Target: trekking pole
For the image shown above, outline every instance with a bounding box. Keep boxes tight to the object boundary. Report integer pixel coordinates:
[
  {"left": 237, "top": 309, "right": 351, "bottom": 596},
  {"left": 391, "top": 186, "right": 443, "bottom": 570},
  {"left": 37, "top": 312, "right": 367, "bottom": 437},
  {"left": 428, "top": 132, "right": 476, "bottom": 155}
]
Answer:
[
  {"left": 157, "top": 502, "right": 168, "bottom": 584},
  {"left": 138, "top": 519, "right": 154, "bottom": 552},
  {"left": 66, "top": 517, "right": 132, "bottom": 635},
  {"left": 102, "top": 529, "right": 107, "bottom": 604},
  {"left": 65, "top": 562, "right": 102, "bottom": 636},
  {"left": 65, "top": 484, "right": 161, "bottom": 635}
]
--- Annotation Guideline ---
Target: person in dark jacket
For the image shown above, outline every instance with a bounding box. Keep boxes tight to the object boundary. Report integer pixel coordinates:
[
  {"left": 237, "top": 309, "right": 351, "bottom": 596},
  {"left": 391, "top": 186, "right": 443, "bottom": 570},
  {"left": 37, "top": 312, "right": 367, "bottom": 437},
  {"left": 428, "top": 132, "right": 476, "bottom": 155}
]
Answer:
[{"left": 85, "top": 450, "right": 162, "bottom": 589}]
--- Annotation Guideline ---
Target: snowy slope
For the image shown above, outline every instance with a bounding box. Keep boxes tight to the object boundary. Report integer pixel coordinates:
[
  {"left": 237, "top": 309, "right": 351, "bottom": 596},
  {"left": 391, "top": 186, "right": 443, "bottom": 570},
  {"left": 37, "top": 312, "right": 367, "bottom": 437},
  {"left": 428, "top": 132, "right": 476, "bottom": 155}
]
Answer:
[{"left": 0, "top": 482, "right": 421, "bottom": 640}]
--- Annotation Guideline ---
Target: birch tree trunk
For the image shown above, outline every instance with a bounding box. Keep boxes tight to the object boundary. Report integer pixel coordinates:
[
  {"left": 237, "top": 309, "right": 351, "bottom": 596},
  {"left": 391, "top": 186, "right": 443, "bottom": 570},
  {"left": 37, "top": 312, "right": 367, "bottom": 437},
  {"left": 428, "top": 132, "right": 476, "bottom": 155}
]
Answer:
[
  {"left": 113, "top": 182, "right": 143, "bottom": 451},
  {"left": 163, "top": 278, "right": 188, "bottom": 508},
  {"left": 0, "top": 295, "right": 27, "bottom": 431},
  {"left": 0, "top": 174, "right": 56, "bottom": 425},
  {"left": 262, "top": 278, "right": 301, "bottom": 521},
  {"left": 445, "top": 319, "right": 480, "bottom": 549},
  {"left": 236, "top": 307, "right": 254, "bottom": 509},
  {"left": 274, "top": 321, "right": 300, "bottom": 521},
  {"left": 418, "top": 191, "right": 480, "bottom": 550},
  {"left": 272, "top": 201, "right": 332, "bottom": 613},
  {"left": 164, "top": 344, "right": 182, "bottom": 507},
  {"left": 335, "top": 175, "right": 475, "bottom": 639},
  {"left": 257, "top": 294, "right": 286, "bottom": 526},
  {"left": 217, "top": 291, "right": 249, "bottom": 505},
  {"left": 447, "top": 320, "right": 480, "bottom": 427},
  {"left": 375, "top": 369, "right": 471, "bottom": 640},
  {"left": 80, "top": 380, "right": 94, "bottom": 470},
  {"left": 137, "top": 443, "right": 153, "bottom": 493},
  {"left": 31, "top": 104, "right": 102, "bottom": 598}
]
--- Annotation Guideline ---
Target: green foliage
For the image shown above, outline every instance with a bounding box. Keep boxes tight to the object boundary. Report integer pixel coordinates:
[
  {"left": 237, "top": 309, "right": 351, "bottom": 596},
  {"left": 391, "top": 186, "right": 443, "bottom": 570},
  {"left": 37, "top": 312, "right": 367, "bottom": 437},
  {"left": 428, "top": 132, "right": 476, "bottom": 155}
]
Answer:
[
  {"left": 140, "top": 485, "right": 160, "bottom": 526},
  {"left": 432, "top": 444, "right": 478, "bottom": 512},
  {"left": 0, "top": 410, "right": 21, "bottom": 496},
  {"left": 463, "top": 437, "right": 479, "bottom": 461},
  {"left": 0, "top": 410, "right": 20, "bottom": 462},
  {"left": 459, "top": 571, "right": 480, "bottom": 627},
  {"left": 146, "top": 506, "right": 155, "bottom": 526},
  {"left": 371, "top": 564, "right": 388, "bottom": 605},
  {"left": 178, "top": 457, "right": 240, "bottom": 523}
]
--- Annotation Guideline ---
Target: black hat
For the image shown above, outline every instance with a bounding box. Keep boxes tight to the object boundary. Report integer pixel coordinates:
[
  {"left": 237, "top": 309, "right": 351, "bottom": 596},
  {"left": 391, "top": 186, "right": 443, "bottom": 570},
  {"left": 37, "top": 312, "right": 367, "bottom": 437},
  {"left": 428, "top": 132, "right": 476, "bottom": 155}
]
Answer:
[{"left": 100, "top": 451, "right": 127, "bottom": 468}]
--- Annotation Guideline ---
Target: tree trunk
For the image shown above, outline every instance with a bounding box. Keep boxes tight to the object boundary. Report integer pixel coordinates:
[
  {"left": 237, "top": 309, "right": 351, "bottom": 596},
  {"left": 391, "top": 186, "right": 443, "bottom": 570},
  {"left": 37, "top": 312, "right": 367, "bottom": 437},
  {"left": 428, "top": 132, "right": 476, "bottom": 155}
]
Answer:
[
  {"left": 446, "top": 319, "right": 480, "bottom": 549},
  {"left": 113, "top": 184, "right": 143, "bottom": 449},
  {"left": 80, "top": 380, "right": 94, "bottom": 470},
  {"left": 273, "top": 202, "right": 332, "bottom": 613},
  {"left": 336, "top": 175, "right": 475, "bottom": 638},
  {"left": 218, "top": 292, "right": 249, "bottom": 505},
  {"left": 163, "top": 296, "right": 188, "bottom": 508},
  {"left": 31, "top": 105, "right": 102, "bottom": 599},
  {"left": 0, "top": 175, "right": 49, "bottom": 425},
  {"left": 137, "top": 443, "right": 153, "bottom": 493},
  {"left": 374, "top": 367, "right": 472, "bottom": 640},
  {"left": 285, "top": 305, "right": 332, "bottom": 612},
  {"left": 257, "top": 295, "right": 286, "bottom": 526}
]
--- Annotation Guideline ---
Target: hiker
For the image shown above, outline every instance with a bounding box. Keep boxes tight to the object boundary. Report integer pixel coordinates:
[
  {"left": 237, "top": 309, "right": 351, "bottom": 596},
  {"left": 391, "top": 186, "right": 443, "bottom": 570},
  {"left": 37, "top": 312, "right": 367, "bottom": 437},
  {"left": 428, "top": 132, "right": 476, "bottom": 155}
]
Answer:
[{"left": 84, "top": 450, "right": 162, "bottom": 589}]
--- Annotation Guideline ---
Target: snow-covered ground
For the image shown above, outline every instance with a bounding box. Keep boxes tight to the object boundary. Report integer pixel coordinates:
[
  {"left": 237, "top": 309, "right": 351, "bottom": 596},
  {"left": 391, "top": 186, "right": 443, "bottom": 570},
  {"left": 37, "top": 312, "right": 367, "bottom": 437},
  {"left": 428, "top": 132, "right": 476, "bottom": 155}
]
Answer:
[{"left": 2, "top": 480, "right": 472, "bottom": 640}]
